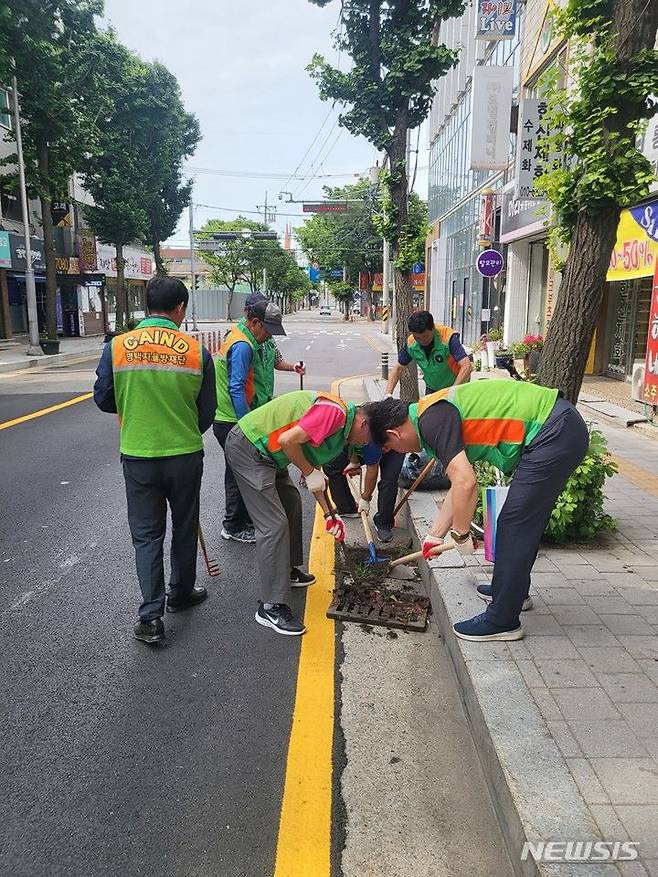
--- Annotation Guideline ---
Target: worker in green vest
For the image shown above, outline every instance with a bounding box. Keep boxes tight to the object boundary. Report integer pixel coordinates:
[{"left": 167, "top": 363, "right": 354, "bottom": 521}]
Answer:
[
  {"left": 93, "top": 276, "right": 217, "bottom": 645},
  {"left": 224, "top": 390, "right": 371, "bottom": 636},
  {"left": 385, "top": 310, "right": 472, "bottom": 396},
  {"left": 364, "top": 382, "right": 588, "bottom": 643},
  {"left": 213, "top": 294, "right": 305, "bottom": 544}
]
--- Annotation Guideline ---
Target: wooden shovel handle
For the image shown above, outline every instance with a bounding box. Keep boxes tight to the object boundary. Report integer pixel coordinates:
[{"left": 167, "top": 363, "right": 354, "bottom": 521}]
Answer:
[
  {"left": 393, "top": 458, "right": 435, "bottom": 517},
  {"left": 389, "top": 540, "right": 455, "bottom": 568}
]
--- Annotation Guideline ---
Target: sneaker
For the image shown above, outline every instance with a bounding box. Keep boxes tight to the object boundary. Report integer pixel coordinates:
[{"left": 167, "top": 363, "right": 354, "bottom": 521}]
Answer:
[
  {"left": 477, "top": 584, "right": 533, "bottom": 611},
  {"left": 375, "top": 525, "right": 393, "bottom": 543},
  {"left": 290, "top": 568, "right": 316, "bottom": 587},
  {"left": 337, "top": 510, "right": 360, "bottom": 519},
  {"left": 221, "top": 527, "right": 256, "bottom": 544},
  {"left": 134, "top": 618, "right": 165, "bottom": 644},
  {"left": 166, "top": 586, "right": 208, "bottom": 613},
  {"left": 453, "top": 611, "right": 524, "bottom": 642},
  {"left": 255, "top": 602, "right": 306, "bottom": 636}
]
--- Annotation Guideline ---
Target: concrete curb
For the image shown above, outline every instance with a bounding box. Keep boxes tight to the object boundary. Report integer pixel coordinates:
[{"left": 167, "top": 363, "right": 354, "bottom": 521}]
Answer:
[
  {"left": 0, "top": 348, "right": 102, "bottom": 374},
  {"left": 364, "top": 378, "right": 621, "bottom": 877}
]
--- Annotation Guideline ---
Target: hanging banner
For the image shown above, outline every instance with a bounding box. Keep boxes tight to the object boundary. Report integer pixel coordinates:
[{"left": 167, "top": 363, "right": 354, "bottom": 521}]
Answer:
[
  {"left": 475, "top": 0, "right": 517, "bottom": 41},
  {"left": 607, "top": 201, "right": 658, "bottom": 282},
  {"left": 515, "top": 98, "right": 560, "bottom": 199},
  {"left": 0, "top": 231, "right": 11, "bottom": 268},
  {"left": 643, "top": 261, "right": 658, "bottom": 404},
  {"left": 479, "top": 189, "right": 495, "bottom": 245},
  {"left": 469, "top": 65, "right": 514, "bottom": 171},
  {"left": 77, "top": 230, "right": 98, "bottom": 272}
]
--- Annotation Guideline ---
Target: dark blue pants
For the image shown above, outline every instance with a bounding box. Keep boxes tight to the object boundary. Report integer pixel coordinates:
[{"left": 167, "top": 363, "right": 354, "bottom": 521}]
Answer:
[
  {"left": 323, "top": 449, "right": 404, "bottom": 529},
  {"left": 486, "top": 398, "right": 589, "bottom": 628}
]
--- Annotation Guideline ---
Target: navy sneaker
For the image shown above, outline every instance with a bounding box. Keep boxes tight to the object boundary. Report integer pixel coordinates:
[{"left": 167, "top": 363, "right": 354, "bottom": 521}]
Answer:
[
  {"left": 255, "top": 602, "right": 306, "bottom": 636},
  {"left": 453, "top": 611, "right": 524, "bottom": 642},
  {"left": 290, "top": 568, "right": 316, "bottom": 588},
  {"left": 375, "top": 525, "right": 393, "bottom": 543},
  {"left": 221, "top": 527, "right": 256, "bottom": 544},
  {"left": 477, "top": 584, "right": 533, "bottom": 611}
]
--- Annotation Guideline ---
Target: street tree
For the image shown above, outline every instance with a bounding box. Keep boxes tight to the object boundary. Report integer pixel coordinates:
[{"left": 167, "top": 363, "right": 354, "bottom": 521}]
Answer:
[
  {"left": 267, "top": 250, "right": 311, "bottom": 314},
  {"left": 307, "top": 0, "right": 464, "bottom": 399},
  {"left": 196, "top": 217, "right": 272, "bottom": 318},
  {"left": 296, "top": 179, "right": 382, "bottom": 316},
  {"left": 0, "top": 0, "right": 106, "bottom": 341},
  {"left": 536, "top": 0, "right": 658, "bottom": 402},
  {"left": 140, "top": 62, "right": 200, "bottom": 275}
]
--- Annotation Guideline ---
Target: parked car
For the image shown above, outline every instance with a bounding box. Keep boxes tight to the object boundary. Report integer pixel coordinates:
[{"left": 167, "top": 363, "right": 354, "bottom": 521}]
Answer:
[{"left": 319, "top": 304, "right": 331, "bottom": 316}]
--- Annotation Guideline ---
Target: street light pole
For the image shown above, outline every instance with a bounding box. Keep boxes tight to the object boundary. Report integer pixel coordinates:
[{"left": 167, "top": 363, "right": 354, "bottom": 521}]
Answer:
[
  {"left": 188, "top": 200, "right": 198, "bottom": 331},
  {"left": 11, "top": 73, "right": 42, "bottom": 356}
]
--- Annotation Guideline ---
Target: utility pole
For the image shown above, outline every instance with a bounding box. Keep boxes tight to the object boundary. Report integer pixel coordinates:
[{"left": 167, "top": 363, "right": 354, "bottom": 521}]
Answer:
[
  {"left": 11, "top": 73, "right": 41, "bottom": 356},
  {"left": 382, "top": 239, "right": 390, "bottom": 334},
  {"left": 188, "top": 200, "right": 198, "bottom": 331},
  {"left": 262, "top": 191, "right": 268, "bottom": 294}
]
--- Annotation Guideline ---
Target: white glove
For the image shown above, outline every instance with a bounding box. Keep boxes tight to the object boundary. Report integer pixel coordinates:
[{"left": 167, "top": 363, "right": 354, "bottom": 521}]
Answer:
[
  {"left": 445, "top": 531, "right": 478, "bottom": 555},
  {"left": 303, "top": 468, "right": 327, "bottom": 493},
  {"left": 357, "top": 497, "right": 370, "bottom": 514},
  {"left": 383, "top": 393, "right": 394, "bottom": 399},
  {"left": 294, "top": 361, "right": 306, "bottom": 375}
]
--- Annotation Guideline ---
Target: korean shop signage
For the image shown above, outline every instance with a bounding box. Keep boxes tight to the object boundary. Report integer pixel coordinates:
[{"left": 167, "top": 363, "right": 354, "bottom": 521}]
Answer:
[
  {"left": 475, "top": 0, "right": 517, "bottom": 41},
  {"left": 515, "top": 98, "right": 561, "bottom": 199}
]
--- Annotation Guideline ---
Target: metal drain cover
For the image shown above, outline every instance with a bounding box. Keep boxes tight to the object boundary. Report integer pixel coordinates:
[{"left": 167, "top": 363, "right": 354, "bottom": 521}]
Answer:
[{"left": 327, "top": 591, "right": 431, "bottom": 631}]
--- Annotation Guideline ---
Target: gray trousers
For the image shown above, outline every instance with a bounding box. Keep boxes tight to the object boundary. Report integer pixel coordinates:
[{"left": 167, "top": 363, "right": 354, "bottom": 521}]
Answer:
[
  {"left": 122, "top": 452, "right": 203, "bottom": 621},
  {"left": 224, "top": 426, "right": 303, "bottom": 606},
  {"left": 487, "top": 398, "right": 589, "bottom": 628},
  {"left": 213, "top": 420, "right": 252, "bottom": 533}
]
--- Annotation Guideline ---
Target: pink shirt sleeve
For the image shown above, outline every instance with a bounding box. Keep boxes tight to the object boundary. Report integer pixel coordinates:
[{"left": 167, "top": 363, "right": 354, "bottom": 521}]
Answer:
[{"left": 298, "top": 401, "right": 347, "bottom": 447}]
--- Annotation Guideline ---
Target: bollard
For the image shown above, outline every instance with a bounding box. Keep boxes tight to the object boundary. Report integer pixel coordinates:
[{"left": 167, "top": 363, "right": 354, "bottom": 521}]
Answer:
[{"left": 381, "top": 351, "right": 389, "bottom": 380}]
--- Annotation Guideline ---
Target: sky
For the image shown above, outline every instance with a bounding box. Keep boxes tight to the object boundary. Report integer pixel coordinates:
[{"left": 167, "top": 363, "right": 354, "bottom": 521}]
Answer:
[{"left": 102, "top": 0, "right": 428, "bottom": 258}]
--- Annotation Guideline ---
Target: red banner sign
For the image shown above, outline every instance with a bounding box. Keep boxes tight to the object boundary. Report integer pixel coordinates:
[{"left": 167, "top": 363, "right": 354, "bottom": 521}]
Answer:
[
  {"left": 302, "top": 202, "right": 349, "bottom": 213},
  {"left": 643, "top": 261, "right": 658, "bottom": 404}
]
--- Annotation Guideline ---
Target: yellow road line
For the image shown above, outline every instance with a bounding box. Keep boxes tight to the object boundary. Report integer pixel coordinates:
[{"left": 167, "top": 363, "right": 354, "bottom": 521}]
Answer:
[
  {"left": 0, "top": 392, "right": 93, "bottom": 431},
  {"left": 610, "top": 453, "right": 658, "bottom": 499},
  {"left": 273, "top": 502, "right": 336, "bottom": 877},
  {"left": 363, "top": 333, "right": 392, "bottom": 354}
]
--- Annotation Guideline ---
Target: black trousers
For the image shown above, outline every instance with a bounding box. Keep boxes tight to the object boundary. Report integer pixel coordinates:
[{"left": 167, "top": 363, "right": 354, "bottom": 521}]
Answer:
[
  {"left": 213, "top": 420, "right": 252, "bottom": 533},
  {"left": 122, "top": 451, "right": 203, "bottom": 621},
  {"left": 323, "top": 449, "right": 405, "bottom": 529},
  {"left": 487, "top": 399, "right": 589, "bottom": 628}
]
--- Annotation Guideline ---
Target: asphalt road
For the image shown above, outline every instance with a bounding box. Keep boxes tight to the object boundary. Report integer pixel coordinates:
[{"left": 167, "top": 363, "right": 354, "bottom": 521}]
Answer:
[{"left": 0, "top": 311, "right": 384, "bottom": 877}]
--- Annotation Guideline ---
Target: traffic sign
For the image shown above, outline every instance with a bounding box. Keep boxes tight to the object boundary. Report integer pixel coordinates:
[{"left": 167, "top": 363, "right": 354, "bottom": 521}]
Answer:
[
  {"left": 476, "top": 249, "right": 504, "bottom": 277},
  {"left": 412, "top": 262, "right": 424, "bottom": 274},
  {"left": 302, "top": 202, "right": 349, "bottom": 213}
]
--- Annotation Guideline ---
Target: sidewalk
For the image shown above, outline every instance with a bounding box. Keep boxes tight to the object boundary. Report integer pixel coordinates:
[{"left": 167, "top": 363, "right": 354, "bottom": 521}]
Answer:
[
  {"left": 361, "top": 374, "right": 658, "bottom": 877},
  {"left": 0, "top": 336, "right": 105, "bottom": 374}
]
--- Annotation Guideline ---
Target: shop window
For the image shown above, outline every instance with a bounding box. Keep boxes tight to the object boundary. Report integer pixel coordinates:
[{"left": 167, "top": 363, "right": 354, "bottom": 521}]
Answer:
[
  {"left": 0, "top": 89, "right": 12, "bottom": 130},
  {"left": 526, "top": 240, "right": 549, "bottom": 334}
]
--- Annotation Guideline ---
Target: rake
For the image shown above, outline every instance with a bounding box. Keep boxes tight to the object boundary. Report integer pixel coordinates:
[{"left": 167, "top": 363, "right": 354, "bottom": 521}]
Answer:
[{"left": 198, "top": 524, "right": 220, "bottom": 577}]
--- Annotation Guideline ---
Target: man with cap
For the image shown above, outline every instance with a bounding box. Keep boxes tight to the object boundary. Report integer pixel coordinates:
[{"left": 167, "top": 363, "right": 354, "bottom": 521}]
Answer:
[{"left": 213, "top": 296, "right": 305, "bottom": 544}]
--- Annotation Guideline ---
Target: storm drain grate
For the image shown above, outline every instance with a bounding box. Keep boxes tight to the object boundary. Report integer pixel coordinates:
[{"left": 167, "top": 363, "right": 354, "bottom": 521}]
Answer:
[{"left": 327, "top": 591, "right": 431, "bottom": 631}]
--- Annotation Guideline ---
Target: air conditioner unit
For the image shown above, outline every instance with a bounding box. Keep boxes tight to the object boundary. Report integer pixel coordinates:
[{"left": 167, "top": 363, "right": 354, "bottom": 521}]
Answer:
[{"left": 631, "top": 362, "right": 646, "bottom": 403}]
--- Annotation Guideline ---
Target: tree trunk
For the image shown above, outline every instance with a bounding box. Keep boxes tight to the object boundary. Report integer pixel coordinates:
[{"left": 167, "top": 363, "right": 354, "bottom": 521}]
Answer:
[
  {"left": 153, "top": 238, "right": 165, "bottom": 275},
  {"left": 226, "top": 284, "right": 235, "bottom": 320},
  {"left": 536, "top": 0, "right": 658, "bottom": 403},
  {"left": 387, "top": 106, "right": 419, "bottom": 402},
  {"left": 115, "top": 243, "right": 127, "bottom": 328},
  {"left": 36, "top": 141, "right": 58, "bottom": 341},
  {"left": 537, "top": 209, "right": 619, "bottom": 403}
]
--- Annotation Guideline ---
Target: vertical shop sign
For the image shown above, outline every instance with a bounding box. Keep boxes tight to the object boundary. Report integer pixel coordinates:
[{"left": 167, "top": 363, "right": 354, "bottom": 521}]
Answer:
[
  {"left": 515, "top": 98, "right": 560, "bottom": 199},
  {"left": 643, "top": 262, "right": 658, "bottom": 404},
  {"left": 470, "top": 66, "right": 514, "bottom": 171}
]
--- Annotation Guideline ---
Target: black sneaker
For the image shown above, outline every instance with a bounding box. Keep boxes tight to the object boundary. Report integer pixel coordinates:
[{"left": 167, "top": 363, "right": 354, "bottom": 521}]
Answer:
[
  {"left": 375, "top": 525, "right": 393, "bottom": 543},
  {"left": 134, "top": 618, "right": 165, "bottom": 644},
  {"left": 166, "top": 586, "right": 208, "bottom": 613},
  {"left": 255, "top": 602, "right": 306, "bottom": 636},
  {"left": 290, "top": 568, "right": 316, "bottom": 588}
]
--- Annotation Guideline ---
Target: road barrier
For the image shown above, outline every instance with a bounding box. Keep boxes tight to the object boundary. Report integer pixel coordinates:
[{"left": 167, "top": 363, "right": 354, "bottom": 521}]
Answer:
[{"left": 190, "top": 330, "right": 222, "bottom": 355}]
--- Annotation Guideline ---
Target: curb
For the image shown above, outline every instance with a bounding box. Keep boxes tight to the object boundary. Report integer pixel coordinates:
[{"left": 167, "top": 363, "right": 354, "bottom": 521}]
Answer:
[
  {"left": 364, "top": 378, "right": 618, "bottom": 877},
  {"left": 0, "top": 348, "right": 102, "bottom": 375}
]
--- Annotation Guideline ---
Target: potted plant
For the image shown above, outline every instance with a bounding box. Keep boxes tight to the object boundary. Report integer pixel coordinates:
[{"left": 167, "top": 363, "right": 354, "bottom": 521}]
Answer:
[
  {"left": 39, "top": 333, "right": 60, "bottom": 355},
  {"left": 485, "top": 328, "right": 503, "bottom": 371},
  {"left": 494, "top": 346, "right": 514, "bottom": 370},
  {"left": 523, "top": 334, "right": 544, "bottom": 373}
]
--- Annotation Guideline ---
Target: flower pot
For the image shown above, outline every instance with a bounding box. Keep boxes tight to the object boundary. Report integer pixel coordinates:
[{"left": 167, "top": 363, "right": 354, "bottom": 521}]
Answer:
[
  {"left": 486, "top": 341, "right": 498, "bottom": 370},
  {"left": 479, "top": 346, "right": 489, "bottom": 370},
  {"left": 495, "top": 352, "right": 514, "bottom": 370},
  {"left": 39, "top": 339, "right": 60, "bottom": 355}
]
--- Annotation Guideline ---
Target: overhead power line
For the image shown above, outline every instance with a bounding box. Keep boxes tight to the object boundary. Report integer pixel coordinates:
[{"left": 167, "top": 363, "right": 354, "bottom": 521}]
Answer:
[{"left": 188, "top": 165, "right": 362, "bottom": 181}]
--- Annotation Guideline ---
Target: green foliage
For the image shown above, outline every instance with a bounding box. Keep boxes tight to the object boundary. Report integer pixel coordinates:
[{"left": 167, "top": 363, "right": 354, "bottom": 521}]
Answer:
[
  {"left": 373, "top": 168, "right": 428, "bottom": 268},
  {"left": 545, "top": 429, "right": 618, "bottom": 543},
  {"left": 329, "top": 280, "right": 354, "bottom": 302},
  {"left": 473, "top": 430, "right": 617, "bottom": 543},
  {"left": 197, "top": 217, "right": 275, "bottom": 293},
  {"left": 533, "top": 3, "right": 658, "bottom": 251}
]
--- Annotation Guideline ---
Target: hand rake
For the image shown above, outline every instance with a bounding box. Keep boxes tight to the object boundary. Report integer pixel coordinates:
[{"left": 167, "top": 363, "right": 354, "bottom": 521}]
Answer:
[{"left": 198, "top": 524, "right": 220, "bottom": 577}]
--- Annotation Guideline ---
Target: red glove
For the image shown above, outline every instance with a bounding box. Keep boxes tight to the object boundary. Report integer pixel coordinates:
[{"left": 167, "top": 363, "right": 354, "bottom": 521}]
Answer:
[
  {"left": 325, "top": 513, "right": 346, "bottom": 543},
  {"left": 294, "top": 361, "right": 306, "bottom": 375},
  {"left": 421, "top": 534, "right": 443, "bottom": 560}
]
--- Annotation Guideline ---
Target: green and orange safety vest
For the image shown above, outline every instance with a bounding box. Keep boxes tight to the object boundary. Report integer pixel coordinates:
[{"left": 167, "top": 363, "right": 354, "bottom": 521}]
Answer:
[
  {"left": 238, "top": 389, "right": 356, "bottom": 470},
  {"left": 112, "top": 317, "right": 204, "bottom": 457},
  {"left": 407, "top": 323, "right": 460, "bottom": 391},
  {"left": 214, "top": 320, "right": 276, "bottom": 423},
  {"left": 409, "top": 381, "right": 559, "bottom": 475}
]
